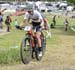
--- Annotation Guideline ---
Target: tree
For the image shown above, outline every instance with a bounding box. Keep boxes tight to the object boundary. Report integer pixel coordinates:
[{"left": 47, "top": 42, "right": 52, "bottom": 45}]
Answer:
[{"left": 66, "top": 0, "right": 75, "bottom": 5}]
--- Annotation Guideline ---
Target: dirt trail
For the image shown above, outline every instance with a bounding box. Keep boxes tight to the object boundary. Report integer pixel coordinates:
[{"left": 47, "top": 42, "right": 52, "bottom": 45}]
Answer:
[{"left": 0, "top": 29, "right": 10, "bottom": 35}]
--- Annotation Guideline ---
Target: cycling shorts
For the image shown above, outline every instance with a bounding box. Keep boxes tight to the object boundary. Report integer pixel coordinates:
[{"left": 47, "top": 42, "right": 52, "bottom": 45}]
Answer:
[{"left": 31, "top": 21, "right": 42, "bottom": 32}]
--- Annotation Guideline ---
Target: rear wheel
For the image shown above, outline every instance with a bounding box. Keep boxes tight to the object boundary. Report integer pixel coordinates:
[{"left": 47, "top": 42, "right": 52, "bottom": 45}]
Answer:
[
  {"left": 35, "top": 36, "right": 46, "bottom": 61},
  {"left": 20, "top": 37, "right": 32, "bottom": 64},
  {"left": 35, "top": 38, "right": 43, "bottom": 61},
  {"left": 42, "top": 36, "right": 46, "bottom": 55},
  {"left": 35, "top": 47, "right": 43, "bottom": 61}
]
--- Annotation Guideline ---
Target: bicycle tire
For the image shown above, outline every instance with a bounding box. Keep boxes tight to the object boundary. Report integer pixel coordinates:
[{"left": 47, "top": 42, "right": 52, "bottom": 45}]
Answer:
[
  {"left": 34, "top": 38, "right": 42, "bottom": 61},
  {"left": 42, "top": 36, "right": 46, "bottom": 55},
  {"left": 20, "top": 37, "right": 32, "bottom": 64},
  {"left": 35, "top": 47, "right": 42, "bottom": 61}
]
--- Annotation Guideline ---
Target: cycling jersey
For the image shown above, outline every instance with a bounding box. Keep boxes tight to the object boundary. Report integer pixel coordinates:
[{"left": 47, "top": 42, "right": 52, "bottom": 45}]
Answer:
[
  {"left": 24, "top": 10, "right": 43, "bottom": 32},
  {"left": 24, "top": 10, "right": 43, "bottom": 22}
]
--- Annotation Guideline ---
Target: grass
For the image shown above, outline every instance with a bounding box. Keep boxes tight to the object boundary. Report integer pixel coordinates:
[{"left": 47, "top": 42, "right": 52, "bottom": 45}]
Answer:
[
  {"left": 0, "top": 13, "right": 75, "bottom": 65},
  {"left": 0, "top": 15, "right": 25, "bottom": 64}
]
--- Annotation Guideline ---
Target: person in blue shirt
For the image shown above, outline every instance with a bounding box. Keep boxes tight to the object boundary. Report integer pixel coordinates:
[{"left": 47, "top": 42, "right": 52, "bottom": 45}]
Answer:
[{"left": 0, "top": 12, "right": 3, "bottom": 29}]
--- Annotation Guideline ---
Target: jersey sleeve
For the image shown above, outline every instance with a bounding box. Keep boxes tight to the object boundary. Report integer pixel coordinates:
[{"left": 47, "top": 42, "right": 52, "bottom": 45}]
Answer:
[
  {"left": 36, "top": 11, "right": 43, "bottom": 20},
  {"left": 41, "top": 13, "right": 45, "bottom": 18}
]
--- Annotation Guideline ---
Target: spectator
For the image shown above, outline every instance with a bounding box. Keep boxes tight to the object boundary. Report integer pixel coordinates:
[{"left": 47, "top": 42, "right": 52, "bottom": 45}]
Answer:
[
  {"left": 14, "top": 19, "right": 19, "bottom": 26},
  {"left": 5, "top": 15, "right": 12, "bottom": 32},
  {"left": 53, "top": 15, "right": 56, "bottom": 27},
  {"left": 50, "top": 23, "right": 55, "bottom": 28},
  {"left": 0, "top": 8, "right": 7, "bottom": 29},
  {"left": 0, "top": 12, "right": 3, "bottom": 29},
  {"left": 64, "top": 18, "right": 69, "bottom": 31}
]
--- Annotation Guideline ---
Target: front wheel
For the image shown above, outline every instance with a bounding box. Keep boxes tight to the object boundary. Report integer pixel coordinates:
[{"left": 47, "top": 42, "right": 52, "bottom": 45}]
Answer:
[{"left": 20, "top": 37, "right": 32, "bottom": 64}]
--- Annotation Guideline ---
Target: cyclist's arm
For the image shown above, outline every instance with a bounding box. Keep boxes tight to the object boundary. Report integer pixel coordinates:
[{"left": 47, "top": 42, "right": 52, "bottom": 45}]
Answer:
[
  {"left": 41, "top": 13, "right": 49, "bottom": 30},
  {"left": 43, "top": 18, "right": 49, "bottom": 30}
]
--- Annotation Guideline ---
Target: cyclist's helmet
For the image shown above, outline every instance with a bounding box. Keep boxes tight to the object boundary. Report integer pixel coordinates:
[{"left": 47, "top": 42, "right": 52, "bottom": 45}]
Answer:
[{"left": 26, "top": 4, "right": 34, "bottom": 13}]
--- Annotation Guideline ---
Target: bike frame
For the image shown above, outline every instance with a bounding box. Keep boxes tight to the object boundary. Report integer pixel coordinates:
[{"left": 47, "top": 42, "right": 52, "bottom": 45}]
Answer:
[{"left": 25, "top": 27, "right": 37, "bottom": 48}]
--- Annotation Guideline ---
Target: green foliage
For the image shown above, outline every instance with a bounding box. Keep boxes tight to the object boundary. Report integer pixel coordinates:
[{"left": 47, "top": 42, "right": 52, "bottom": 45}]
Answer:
[{"left": 66, "top": 0, "right": 75, "bottom": 5}]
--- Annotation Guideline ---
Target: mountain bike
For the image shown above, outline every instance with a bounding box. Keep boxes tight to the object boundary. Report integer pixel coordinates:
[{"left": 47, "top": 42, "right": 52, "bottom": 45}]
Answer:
[{"left": 20, "top": 25, "right": 46, "bottom": 64}]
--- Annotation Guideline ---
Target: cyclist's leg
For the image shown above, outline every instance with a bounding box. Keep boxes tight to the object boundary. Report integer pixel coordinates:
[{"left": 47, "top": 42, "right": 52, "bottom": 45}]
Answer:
[
  {"left": 36, "top": 31, "right": 41, "bottom": 47},
  {"left": 36, "top": 31, "right": 43, "bottom": 56},
  {"left": 36, "top": 25, "right": 43, "bottom": 56}
]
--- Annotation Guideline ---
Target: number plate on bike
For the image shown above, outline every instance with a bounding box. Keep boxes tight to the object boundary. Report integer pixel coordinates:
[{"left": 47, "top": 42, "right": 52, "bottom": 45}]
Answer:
[{"left": 24, "top": 26, "right": 32, "bottom": 31}]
